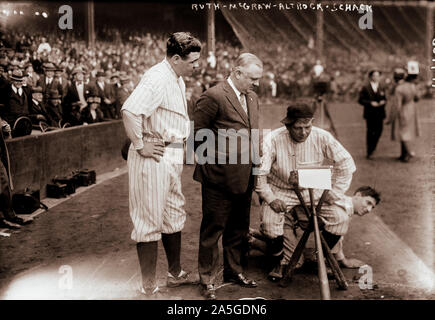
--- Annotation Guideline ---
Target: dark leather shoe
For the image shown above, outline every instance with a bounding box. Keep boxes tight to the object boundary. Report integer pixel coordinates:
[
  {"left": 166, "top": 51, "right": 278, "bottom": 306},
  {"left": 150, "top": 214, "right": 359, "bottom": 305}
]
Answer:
[
  {"left": 200, "top": 284, "right": 216, "bottom": 300},
  {"left": 7, "top": 216, "right": 33, "bottom": 225},
  {"left": 224, "top": 273, "right": 257, "bottom": 288},
  {"left": 0, "top": 218, "right": 21, "bottom": 229}
]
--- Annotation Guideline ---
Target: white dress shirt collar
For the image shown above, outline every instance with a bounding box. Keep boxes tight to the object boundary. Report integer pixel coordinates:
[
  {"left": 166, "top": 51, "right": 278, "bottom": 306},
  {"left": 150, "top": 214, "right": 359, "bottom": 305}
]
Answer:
[{"left": 227, "top": 77, "right": 242, "bottom": 100}]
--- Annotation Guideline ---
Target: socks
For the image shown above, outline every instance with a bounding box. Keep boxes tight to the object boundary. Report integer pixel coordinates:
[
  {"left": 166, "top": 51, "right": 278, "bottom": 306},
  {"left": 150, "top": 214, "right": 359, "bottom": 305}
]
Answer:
[
  {"left": 162, "top": 232, "right": 181, "bottom": 276},
  {"left": 136, "top": 241, "right": 158, "bottom": 288}
]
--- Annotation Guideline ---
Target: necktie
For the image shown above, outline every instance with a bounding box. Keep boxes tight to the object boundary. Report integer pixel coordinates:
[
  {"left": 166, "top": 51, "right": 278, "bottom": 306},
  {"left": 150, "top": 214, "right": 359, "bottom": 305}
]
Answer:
[{"left": 239, "top": 93, "right": 247, "bottom": 114}]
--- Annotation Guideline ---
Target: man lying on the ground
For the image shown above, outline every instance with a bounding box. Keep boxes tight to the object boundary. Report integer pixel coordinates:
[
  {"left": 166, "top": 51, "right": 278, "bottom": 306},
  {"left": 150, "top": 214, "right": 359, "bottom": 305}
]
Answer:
[
  {"left": 264, "top": 185, "right": 381, "bottom": 281},
  {"left": 253, "top": 100, "right": 357, "bottom": 279}
]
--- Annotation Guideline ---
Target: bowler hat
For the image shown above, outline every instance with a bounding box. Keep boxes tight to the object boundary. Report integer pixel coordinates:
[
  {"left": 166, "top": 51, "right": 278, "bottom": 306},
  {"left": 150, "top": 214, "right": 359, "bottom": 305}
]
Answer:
[
  {"left": 32, "top": 86, "right": 43, "bottom": 94},
  {"left": 72, "top": 67, "right": 84, "bottom": 76},
  {"left": 110, "top": 72, "right": 120, "bottom": 80},
  {"left": 10, "top": 69, "right": 24, "bottom": 81},
  {"left": 48, "top": 90, "right": 61, "bottom": 100},
  {"left": 281, "top": 101, "right": 314, "bottom": 125},
  {"left": 120, "top": 75, "right": 130, "bottom": 83},
  {"left": 96, "top": 70, "right": 105, "bottom": 78},
  {"left": 42, "top": 62, "right": 57, "bottom": 71}
]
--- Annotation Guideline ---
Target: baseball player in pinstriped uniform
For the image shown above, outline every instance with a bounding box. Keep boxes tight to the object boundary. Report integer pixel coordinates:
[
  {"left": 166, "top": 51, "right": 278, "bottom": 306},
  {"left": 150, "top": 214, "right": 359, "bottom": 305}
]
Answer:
[
  {"left": 254, "top": 101, "right": 371, "bottom": 280},
  {"left": 121, "top": 32, "right": 201, "bottom": 295}
]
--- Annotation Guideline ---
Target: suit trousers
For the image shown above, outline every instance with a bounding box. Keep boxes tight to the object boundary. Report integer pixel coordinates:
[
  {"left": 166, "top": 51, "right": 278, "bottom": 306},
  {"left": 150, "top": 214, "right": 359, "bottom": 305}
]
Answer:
[
  {"left": 198, "top": 181, "right": 253, "bottom": 285},
  {"left": 366, "top": 116, "right": 384, "bottom": 156}
]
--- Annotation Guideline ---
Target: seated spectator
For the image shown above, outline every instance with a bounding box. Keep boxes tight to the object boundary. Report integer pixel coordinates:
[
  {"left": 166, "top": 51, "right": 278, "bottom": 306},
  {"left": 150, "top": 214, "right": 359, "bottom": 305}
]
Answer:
[
  {"left": 81, "top": 92, "right": 105, "bottom": 125},
  {"left": 45, "top": 90, "right": 63, "bottom": 128},
  {"left": 28, "top": 86, "right": 57, "bottom": 129}
]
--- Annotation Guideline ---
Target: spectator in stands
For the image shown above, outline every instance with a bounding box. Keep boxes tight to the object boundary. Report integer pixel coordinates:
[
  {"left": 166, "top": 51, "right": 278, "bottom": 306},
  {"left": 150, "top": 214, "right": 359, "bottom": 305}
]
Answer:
[
  {"left": 46, "top": 90, "right": 63, "bottom": 128},
  {"left": 37, "top": 62, "right": 63, "bottom": 103},
  {"left": 37, "top": 37, "right": 51, "bottom": 55},
  {"left": 63, "top": 67, "right": 91, "bottom": 126},
  {"left": 0, "top": 69, "right": 30, "bottom": 128},
  {"left": 117, "top": 74, "right": 132, "bottom": 108},
  {"left": 28, "top": 86, "right": 54, "bottom": 128},
  {"left": 109, "top": 72, "right": 121, "bottom": 119},
  {"left": 81, "top": 91, "right": 105, "bottom": 125},
  {"left": 55, "top": 64, "right": 69, "bottom": 99},
  {"left": 93, "top": 70, "right": 115, "bottom": 119},
  {"left": 24, "top": 63, "right": 39, "bottom": 88}
]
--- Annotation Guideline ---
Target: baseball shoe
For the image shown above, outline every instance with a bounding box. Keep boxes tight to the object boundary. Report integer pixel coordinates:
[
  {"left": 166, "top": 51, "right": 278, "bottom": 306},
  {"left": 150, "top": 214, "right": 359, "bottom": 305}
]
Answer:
[{"left": 167, "top": 269, "right": 197, "bottom": 288}]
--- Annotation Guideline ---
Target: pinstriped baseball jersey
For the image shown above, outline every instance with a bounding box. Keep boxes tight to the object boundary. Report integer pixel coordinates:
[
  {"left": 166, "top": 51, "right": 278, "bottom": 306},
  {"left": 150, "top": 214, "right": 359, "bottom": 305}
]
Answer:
[
  {"left": 255, "top": 126, "right": 356, "bottom": 238},
  {"left": 122, "top": 59, "right": 190, "bottom": 145},
  {"left": 121, "top": 59, "right": 189, "bottom": 242}
]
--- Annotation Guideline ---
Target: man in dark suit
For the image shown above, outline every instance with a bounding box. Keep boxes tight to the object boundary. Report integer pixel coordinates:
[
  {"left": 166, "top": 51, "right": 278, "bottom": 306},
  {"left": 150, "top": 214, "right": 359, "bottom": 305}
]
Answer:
[
  {"left": 358, "top": 69, "right": 387, "bottom": 159},
  {"left": 63, "top": 67, "right": 92, "bottom": 126},
  {"left": 55, "top": 64, "right": 69, "bottom": 100},
  {"left": 193, "top": 53, "right": 263, "bottom": 300},
  {"left": 93, "top": 70, "right": 115, "bottom": 119},
  {"left": 37, "top": 62, "right": 63, "bottom": 103},
  {"left": 0, "top": 69, "right": 30, "bottom": 127}
]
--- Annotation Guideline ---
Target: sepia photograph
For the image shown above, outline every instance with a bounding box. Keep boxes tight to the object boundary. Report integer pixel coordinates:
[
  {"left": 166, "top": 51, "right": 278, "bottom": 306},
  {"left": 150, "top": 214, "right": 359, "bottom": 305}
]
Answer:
[{"left": 0, "top": 0, "right": 433, "bottom": 307}]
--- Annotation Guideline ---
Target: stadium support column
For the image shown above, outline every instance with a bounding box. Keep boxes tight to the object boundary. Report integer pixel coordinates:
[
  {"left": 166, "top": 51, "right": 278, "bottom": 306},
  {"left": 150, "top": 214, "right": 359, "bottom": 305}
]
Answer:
[
  {"left": 426, "top": 2, "right": 434, "bottom": 83},
  {"left": 316, "top": 7, "right": 324, "bottom": 61},
  {"left": 85, "top": 0, "right": 95, "bottom": 49},
  {"left": 207, "top": 1, "right": 216, "bottom": 55}
]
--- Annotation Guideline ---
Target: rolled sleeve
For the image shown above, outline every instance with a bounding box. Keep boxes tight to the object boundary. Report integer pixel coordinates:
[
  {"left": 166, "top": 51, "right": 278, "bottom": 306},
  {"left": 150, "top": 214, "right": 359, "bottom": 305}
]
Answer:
[
  {"left": 255, "top": 132, "right": 277, "bottom": 204},
  {"left": 122, "top": 110, "right": 144, "bottom": 150}
]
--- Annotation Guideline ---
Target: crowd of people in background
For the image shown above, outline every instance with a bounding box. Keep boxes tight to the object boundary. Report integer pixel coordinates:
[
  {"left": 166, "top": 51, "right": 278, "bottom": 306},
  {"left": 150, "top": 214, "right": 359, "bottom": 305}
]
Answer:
[{"left": 0, "top": 27, "right": 428, "bottom": 139}]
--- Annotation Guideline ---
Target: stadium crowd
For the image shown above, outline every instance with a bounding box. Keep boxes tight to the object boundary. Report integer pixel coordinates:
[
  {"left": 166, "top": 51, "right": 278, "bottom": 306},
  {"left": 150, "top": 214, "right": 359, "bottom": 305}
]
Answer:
[{"left": 0, "top": 27, "right": 427, "bottom": 138}]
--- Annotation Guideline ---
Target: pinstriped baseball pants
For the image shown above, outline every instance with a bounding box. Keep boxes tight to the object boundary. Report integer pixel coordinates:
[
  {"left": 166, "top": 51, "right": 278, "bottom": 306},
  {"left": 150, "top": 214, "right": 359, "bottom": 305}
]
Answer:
[{"left": 127, "top": 146, "right": 186, "bottom": 242}]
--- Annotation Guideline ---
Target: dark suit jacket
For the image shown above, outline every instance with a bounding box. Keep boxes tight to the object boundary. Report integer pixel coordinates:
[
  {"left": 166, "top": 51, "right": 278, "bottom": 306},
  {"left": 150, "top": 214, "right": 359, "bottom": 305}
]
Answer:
[
  {"left": 358, "top": 81, "right": 387, "bottom": 120},
  {"left": 0, "top": 85, "right": 30, "bottom": 125},
  {"left": 37, "top": 76, "right": 63, "bottom": 100},
  {"left": 80, "top": 106, "right": 105, "bottom": 124},
  {"left": 192, "top": 80, "right": 260, "bottom": 194},
  {"left": 63, "top": 82, "right": 93, "bottom": 123}
]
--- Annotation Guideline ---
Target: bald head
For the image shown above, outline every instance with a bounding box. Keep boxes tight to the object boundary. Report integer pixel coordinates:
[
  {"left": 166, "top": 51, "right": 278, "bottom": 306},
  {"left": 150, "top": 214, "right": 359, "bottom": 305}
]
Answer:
[{"left": 230, "top": 53, "right": 263, "bottom": 93}]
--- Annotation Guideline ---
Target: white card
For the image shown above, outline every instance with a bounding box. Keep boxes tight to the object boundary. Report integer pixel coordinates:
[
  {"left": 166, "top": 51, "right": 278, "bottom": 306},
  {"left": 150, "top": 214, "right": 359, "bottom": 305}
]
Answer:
[{"left": 297, "top": 168, "right": 332, "bottom": 190}]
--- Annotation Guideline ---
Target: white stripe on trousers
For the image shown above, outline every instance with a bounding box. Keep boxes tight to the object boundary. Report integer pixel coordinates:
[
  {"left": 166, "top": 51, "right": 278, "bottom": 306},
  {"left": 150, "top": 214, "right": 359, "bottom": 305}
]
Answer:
[{"left": 127, "top": 145, "right": 186, "bottom": 242}]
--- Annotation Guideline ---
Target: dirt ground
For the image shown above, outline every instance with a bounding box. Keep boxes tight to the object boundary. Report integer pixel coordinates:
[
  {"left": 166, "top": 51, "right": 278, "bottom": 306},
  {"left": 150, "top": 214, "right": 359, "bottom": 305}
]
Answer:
[{"left": 0, "top": 100, "right": 434, "bottom": 300}]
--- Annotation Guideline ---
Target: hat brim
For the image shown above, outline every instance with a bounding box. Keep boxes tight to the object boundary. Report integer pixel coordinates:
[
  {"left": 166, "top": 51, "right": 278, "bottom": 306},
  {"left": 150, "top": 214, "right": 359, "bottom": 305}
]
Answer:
[
  {"left": 10, "top": 76, "right": 24, "bottom": 81},
  {"left": 280, "top": 117, "right": 293, "bottom": 125}
]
